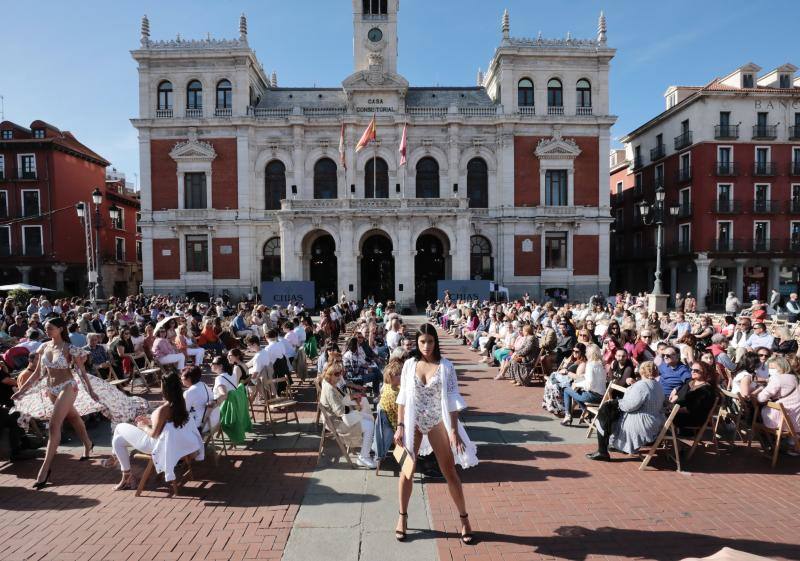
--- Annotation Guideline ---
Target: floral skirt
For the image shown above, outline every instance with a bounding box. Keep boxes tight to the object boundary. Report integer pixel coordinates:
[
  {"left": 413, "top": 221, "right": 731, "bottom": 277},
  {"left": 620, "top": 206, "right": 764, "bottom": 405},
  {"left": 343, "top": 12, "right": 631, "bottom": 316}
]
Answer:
[{"left": 542, "top": 379, "right": 565, "bottom": 415}]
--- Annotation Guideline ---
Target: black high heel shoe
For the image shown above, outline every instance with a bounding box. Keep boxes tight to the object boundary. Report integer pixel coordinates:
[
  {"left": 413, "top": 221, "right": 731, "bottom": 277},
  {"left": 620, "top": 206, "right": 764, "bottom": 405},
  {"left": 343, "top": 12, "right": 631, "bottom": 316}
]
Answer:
[
  {"left": 32, "top": 469, "right": 51, "bottom": 490},
  {"left": 79, "top": 442, "right": 94, "bottom": 461},
  {"left": 395, "top": 511, "right": 407, "bottom": 542},
  {"left": 459, "top": 513, "right": 474, "bottom": 545}
]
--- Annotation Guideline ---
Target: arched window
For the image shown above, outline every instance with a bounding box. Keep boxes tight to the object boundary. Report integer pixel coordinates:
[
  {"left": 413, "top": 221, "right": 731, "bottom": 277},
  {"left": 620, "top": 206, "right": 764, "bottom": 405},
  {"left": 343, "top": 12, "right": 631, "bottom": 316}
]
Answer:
[
  {"left": 157, "top": 81, "right": 173, "bottom": 110},
  {"left": 261, "top": 237, "right": 281, "bottom": 282},
  {"left": 576, "top": 79, "right": 592, "bottom": 108},
  {"left": 216, "top": 79, "right": 232, "bottom": 109},
  {"left": 547, "top": 78, "right": 563, "bottom": 108},
  {"left": 363, "top": 0, "right": 387, "bottom": 14},
  {"left": 365, "top": 157, "right": 389, "bottom": 198},
  {"left": 314, "top": 158, "right": 338, "bottom": 199},
  {"left": 466, "top": 158, "right": 488, "bottom": 208},
  {"left": 265, "top": 160, "right": 286, "bottom": 210},
  {"left": 187, "top": 80, "right": 203, "bottom": 109},
  {"left": 518, "top": 78, "right": 534, "bottom": 107},
  {"left": 415, "top": 157, "right": 440, "bottom": 199},
  {"left": 470, "top": 235, "right": 494, "bottom": 280}
]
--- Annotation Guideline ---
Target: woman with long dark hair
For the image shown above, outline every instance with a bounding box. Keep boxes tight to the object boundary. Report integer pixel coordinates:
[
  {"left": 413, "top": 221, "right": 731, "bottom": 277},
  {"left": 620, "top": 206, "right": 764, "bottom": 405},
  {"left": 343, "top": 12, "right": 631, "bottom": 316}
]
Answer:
[
  {"left": 11, "top": 317, "right": 99, "bottom": 489},
  {"left": 393, "top": 323, "right": 477, "bottom": 544}
]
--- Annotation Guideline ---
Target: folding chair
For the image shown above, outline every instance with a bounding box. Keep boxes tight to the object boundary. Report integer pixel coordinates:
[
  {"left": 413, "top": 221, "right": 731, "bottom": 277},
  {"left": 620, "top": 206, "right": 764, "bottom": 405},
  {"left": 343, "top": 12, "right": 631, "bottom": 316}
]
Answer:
[
  {"left": 586, "top": 383, "right": 628, "bottom": 438},
  {"left": 294, "top": 348, "right": 309, "bottom": 384},
  {"left": 685, "top": 396, "right": 721, "bottom": 460},
  {"left": 133, "top": 452, "right": 195, "bottom": 497},
  {"left": 263, "top": 376, "right": 300, "bottom": 436},
  {"left": 713, "top": 388, "right": 747, "bottom": 446},
  {"left": 318, "top": 406, "right": 356, "bottom": 469},
  {"left": 530, "top": 349, "right": 547, "bottom": 385},
  {"left": 748, "top": 401, "right": 800, "bottom": 468},
  {"left": 639, "top": 404, "right": 682, "bottom": 471}
]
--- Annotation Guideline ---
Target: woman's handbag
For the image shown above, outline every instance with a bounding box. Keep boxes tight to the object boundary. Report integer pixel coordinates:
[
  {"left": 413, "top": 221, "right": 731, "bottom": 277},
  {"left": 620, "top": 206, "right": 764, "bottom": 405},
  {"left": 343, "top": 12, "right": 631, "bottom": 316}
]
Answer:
[
  {"left": 341, "top": 409, "right": 362, "bottom": 428},
  {"left": 392, "top": 445, "right": 416, "bottom": 479}
]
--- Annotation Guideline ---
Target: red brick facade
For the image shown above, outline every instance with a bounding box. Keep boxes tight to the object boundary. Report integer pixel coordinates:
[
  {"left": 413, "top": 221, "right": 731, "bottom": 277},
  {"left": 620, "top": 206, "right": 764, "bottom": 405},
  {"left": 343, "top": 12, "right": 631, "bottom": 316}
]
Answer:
[
  {"left": 152, "top": 238, "right": 180, "bottom": 279},
  {"left": 514, "top": 137, "right": 541, "bottom": 206},
  {"left": 574, "top": 137, "right": 600, "bottom": 206},
  {"left": 573, "top": 234, "right": 599, "bottom": 275},
  {"left": 212, "top": 237, "right": 240, "bottom": 279},
  {"left": 514, "top": 235, "right": 540, "bottom": 276}
]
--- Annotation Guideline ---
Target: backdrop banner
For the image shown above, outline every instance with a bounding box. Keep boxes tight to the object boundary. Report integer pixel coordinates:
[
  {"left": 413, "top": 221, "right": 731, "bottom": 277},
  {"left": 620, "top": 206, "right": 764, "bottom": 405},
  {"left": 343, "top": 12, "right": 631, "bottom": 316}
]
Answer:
[
  {"left": 437, "top": 280, "right": 492, "bottom": 302},
  {"left": 261, "top": 281, "right": 315, "bottom": 306}
]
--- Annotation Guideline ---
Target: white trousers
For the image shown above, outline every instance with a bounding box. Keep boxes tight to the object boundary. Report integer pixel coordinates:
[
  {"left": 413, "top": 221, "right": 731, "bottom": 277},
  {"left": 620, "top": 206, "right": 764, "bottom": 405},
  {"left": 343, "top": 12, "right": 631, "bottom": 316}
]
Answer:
[
  {"left": 357, "top": 397, "right": 375, "bottom": 459},
  {"left": 112, "top": 423, "right": 156, "bottom": 472},
  {"left": 158, "top": 353, "right": 185, "bottom": 370},
  {"left": 185, "top": 347, "right": 206, "bottom": 364}
]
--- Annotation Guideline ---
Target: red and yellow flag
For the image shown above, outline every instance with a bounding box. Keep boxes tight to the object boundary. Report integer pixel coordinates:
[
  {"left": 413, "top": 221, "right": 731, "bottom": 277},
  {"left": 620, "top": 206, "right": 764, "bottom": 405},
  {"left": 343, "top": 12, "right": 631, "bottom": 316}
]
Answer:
[{"left": 355, "top": 115, "right": 377, "bottom": 152}]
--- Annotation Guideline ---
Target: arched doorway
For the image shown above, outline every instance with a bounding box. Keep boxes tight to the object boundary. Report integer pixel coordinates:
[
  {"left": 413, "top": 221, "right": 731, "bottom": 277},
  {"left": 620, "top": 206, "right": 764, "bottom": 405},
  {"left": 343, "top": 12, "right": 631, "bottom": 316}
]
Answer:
[
  {"left": 309, "top": 234, "right": 337, "bottom": 304},
  {"left": 470, "top": 235, "right": 493, "bottom": 280},
  {"left": 415, "top": 230, "right": 449, "bottom": 307},
  {"left": 261, "top": 237, "right": 281, "bottom": 282},
  {"left": 360, "top": 233, "right": 395, "bottom": 303}
]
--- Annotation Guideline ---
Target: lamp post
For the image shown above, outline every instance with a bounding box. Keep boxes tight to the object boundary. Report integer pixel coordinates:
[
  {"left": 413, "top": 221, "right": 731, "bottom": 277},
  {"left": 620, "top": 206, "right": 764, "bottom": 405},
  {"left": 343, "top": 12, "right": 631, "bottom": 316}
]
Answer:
[
  {"left": 638, "top": 185, "right": 680, "bottom": 312},
  {"left": 75, "top": 201, "right": 93, "bottom": 306},
  {"left": 91, "top": 188, "right": 105, "bottom": 301}
]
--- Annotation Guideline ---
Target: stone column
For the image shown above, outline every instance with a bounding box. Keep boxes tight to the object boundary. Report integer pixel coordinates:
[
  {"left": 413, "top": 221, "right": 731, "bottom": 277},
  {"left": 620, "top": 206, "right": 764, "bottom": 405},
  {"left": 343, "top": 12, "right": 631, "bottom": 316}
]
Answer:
[
  {"left": 395, "top": 223, "right": 414, "bottom": 309},
  {"left": 769, "top": 259, "right": 782, "bottom": 293},
  {"left": 669, "top": 265, "right": 678, "bottom": 297},
  {"left": 337, "top": 218, "right": 355, "bottom": 300},
  {"left": 695, "top": 252, "right": 712, "bottom": 312},
  {"left": 734, "top": 258, "right": 746, "bottom": 301},
  {"left": 279, "top": 217, "right": 298, "bottom": 281},
  {"left": 453, "top": 215, "right": 471, "bottom": 279},
  {"left": 17, "top": 266, "right": 31, "bottom": 285},
  {"left": 52, "top": 264, "right": 68, "bottom": 292}
]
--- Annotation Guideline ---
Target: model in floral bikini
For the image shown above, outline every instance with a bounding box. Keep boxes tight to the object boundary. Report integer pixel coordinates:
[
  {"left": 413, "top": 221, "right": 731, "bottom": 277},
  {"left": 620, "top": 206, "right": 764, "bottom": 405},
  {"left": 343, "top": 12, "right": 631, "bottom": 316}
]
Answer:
[{"left": 12, "top": 317, "right": 99, "bottom": 489}]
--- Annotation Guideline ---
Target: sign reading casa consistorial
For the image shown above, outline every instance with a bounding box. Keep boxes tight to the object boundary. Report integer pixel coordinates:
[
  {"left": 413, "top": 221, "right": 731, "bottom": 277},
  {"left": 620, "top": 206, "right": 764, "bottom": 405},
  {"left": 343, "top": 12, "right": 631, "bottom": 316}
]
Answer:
[{"left": 131, "top": 1, "right": 616, "bottom": 307}]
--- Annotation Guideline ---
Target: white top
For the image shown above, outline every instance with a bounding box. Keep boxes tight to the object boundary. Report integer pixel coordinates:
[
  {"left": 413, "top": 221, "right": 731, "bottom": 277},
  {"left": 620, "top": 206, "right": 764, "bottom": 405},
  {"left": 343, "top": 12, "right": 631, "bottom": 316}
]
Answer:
[
  {"left": 151, "top": 421, "right": 204, "bottom": 482},
  {"left": 731, "top": 371, "right": 756, "bottom": 396},
  {"left": 386, "top": 330, "right": 402, "bottom": 350},
  {"left": 213, "top": 371, "right": 239, "bottom": 400},
  {"left": 744, "top": 332, "right": 775, "bottom": 350},
  {"left": 293, "top": 325, "right": 307, "bottom": 344},
  {"left": 248, "top": 340, "right": 286, "bottom": 375},
  {"left": 574, "top": 360, "right": 607, "bottom": 395},
  {"left": 183, "top": 382, "right": 218, "bottom": 430}
]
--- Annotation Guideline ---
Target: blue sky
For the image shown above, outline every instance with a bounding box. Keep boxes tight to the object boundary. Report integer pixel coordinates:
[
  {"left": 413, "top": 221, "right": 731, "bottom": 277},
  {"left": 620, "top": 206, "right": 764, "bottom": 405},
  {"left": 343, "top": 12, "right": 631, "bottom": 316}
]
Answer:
[{"left": 1, "top": 0, "right": 795, "bottom": 186}]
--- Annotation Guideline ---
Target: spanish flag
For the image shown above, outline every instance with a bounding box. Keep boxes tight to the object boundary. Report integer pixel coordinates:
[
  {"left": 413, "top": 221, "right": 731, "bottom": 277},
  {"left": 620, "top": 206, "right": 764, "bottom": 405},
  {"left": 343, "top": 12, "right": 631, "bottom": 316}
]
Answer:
[{"left": 355, "top": 115, "right": 377, "bottom": 152}]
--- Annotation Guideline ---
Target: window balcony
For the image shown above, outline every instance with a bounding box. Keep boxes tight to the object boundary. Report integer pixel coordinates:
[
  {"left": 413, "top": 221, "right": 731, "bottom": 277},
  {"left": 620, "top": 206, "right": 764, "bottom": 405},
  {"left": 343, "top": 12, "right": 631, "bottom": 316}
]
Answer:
[
  {"left": 674, "top": 131, "right": 693, "bottom": 150},
  {"left": 185, "top": 108, "right": 203, "bottom": 118},
  {"left": 791, "top": 237, "right": 800, "bottom": 252},
  {"left": 715, "top": 161, "right": 738, "bottom": 176},
  {"left": 676, "top": 166, "right": 692, "bottom": 183},
  {"left": 155, "top": 109, "right": 173, "bottom": 118},
  {"left": 752, "top": 124, "right": 777, "bottom": 140},
  {"left": 752, "top": 238, "right": 779, "bottom": 252},
  {"left": 715, "top": 199, "right": 740, "bottom": 214},
  {"left": 677, "top": 202, "right": 692, "bottom": 218},
  {"left": 214, "top": 108, "right": 232, "bottom": 117},
  {"left": 654, "top": 176, "right": 665, "bottom": 189},
  {"left": 752, "top": 199, "right": 778, "bottom": 214},
  {"left": 753, "top": 161, "right": 776, "bottom": 176},
  {"left": 714, "top": 124, "right": 739, "bottom": 139},
  {"left": 790, "top": 160, "right": 800, "bottom": 176},
  {"left": 788, "top": 198, "right": 800, "bottom": 213},
  {"left": 576, "top": 106, "right": 593, "bottom": 116},
  {"left": 715, "top": 238, "right": 742, "bottom": 252},
  {"left": 789, "top": 126, "right": 800, "bottom": 140},
  {"left": 518, "top": 106, "right": 536, "bottom": 116},
  {"left": 650, "top": 144, "right": 666, "bottom": 161},
  {"left": 547, "top": 106, "right": 564, "bottom": 115},
  {"left": 18, "top": 172, "right": 37, "bottom": 180},
  {"left": 630, "top": 156, "right": 643, "bottom": 170},
  {"left": 675, "top": 240, "right": 692, "bottom": 255}
]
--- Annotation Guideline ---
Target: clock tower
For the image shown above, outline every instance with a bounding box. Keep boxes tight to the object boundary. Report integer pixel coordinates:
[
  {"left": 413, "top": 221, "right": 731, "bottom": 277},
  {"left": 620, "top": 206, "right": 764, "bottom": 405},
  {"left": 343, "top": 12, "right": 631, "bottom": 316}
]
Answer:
[{"left": 353, "top": 0, "right": 398, "bottom": 75}]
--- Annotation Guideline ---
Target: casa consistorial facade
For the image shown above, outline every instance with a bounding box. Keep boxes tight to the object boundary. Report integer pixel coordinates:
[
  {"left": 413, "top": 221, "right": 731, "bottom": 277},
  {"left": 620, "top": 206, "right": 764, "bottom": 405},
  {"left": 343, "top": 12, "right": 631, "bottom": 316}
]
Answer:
[{"left": 131, "top": 1, "right": 616, "bottom": 308}]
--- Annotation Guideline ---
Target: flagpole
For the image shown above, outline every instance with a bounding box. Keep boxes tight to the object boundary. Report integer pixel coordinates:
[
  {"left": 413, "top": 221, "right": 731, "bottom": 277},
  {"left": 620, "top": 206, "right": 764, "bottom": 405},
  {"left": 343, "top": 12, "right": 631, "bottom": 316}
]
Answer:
[{"left": 372, "top": 113, "right": 377, "bottom": 198}]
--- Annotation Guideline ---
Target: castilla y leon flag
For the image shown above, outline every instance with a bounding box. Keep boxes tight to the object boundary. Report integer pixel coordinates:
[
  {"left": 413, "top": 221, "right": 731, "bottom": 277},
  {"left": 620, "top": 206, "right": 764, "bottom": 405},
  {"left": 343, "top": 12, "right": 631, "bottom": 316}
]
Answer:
[
  {"left": 399, "top": 123, "right": 408, "bottom": 166},
  {"left": 339, "top": 123, "right": 347, "bottom": 170},
  {"left": 355, "top": 115, "right": 377, "bottom": 152}
]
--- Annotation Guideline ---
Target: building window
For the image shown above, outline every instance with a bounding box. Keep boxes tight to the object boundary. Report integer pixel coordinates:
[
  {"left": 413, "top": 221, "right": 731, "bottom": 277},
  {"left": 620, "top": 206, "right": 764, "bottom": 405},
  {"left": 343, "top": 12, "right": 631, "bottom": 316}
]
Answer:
[
  {"left": 470, "top": 235, "right": 493, "bottom": 280},
  {"left": 754, "top": 221, "right": 770, "bottom": 251},
  {"left": 185, "top": 235, "right": 209, "bottom": 272},
  {"left": 115, "top": 237, "right": 126, "bottom": 261},
  {"left": 1, "top": 130, "right": 11, "bottom": 140},
  {"left": 19, "top": 154, "right": 36, "bottom": 179},
  {"left": 313, "top": 158, "right": 338, "bottom": 199},
  {"left": 615, "top": 208, "right": 624, "bottom": 230},
  {"left": 365, "top": 157, "right": 389, "bottom": 199},
  {"left": 517, "top": 78, "right": 534, "bottom": 107},
  {"left": 0, "top": 190, "right": 7, "bottom": 218},
  {"left": 633, "top": 231, "right": 642, "bottom": 253},
  {"left": 33, "top": 129, "right": 45, "bottom": 139},
  {"left": 547, "top": 78, "right": 563, "bottom": 108},
  {"left": 544, "top": 232, "right": 568, "bottom": 269},
  {"left": 186, "top": 80, "right": 203, "bottom": 110},
  {"left": 22, "top": 225, "right": 43, "bottom": 256},
  {"left": 136, "top": 212, "right": 142, "bottom": 234},
  {"left": 21, "top": 190, "right": 40, "bottom": 217},
  {"left": 363, "top": 0, "right": 387, "bottom": 15},
  {"left": 216, "top": 79, "right": 232, "bottom": 109},
  {"left": 111, "top": 207, "right": 124, "bottom": 230},
  {"left": 792, "top": 184, "right": 800, "bottom": 212},
  {"left": 544, "top": 170, "right": 568, "bottom": 206},
  {"left": 0, "top": 155, "right": 4, "bottom": 179},
  {"left": 265, "top": 160, "right": 286, "bottom": 210},
  {"left": 779, "top": 74, "right": 791, "bottom": 88},
  {"left": 679, "top": 224, "right": 691, "bottom": 245},
  {"left": 742, "top": 74, "right": 754, "bottom": 88},
  {"left": 466, "top": 157, "right": 488, "bottom": 208},
  {"left": 136, "top": 240, "right": 142, "bottom": 262},
  {"left": 717, "top": 221, "right": 733, "bottom": 251},
  {"left": 262, "top": 237, "right": 281, "bottom": 282},
  {"left": 184, "top": 172, "right": 207, "bottom": 209},
  {"left": 615, "top": 181, "right": 622, "bottom": 196},
  {"left": 634, "top": 173, "right": 642, "bottom": 195},
  {"left": 415, "top": 157, "right": 440, "bottom": 199},
  {"left": 576, "top": 79, "right": 591, "bottom": 107},
  {"left": 717, "top": 184, "right": 733, "bottom": 212},
  {"left": 0, "top": 226, "right": 9, "bottom": 256},
  {"left": 157, "top": 81, "right": 173, "bottom": 110},
  {"left": 792, "top": 222, "right": 800, "bottom": 250},
  {"left": 655, "top": 164, "right": 664, "bottom": 187}
]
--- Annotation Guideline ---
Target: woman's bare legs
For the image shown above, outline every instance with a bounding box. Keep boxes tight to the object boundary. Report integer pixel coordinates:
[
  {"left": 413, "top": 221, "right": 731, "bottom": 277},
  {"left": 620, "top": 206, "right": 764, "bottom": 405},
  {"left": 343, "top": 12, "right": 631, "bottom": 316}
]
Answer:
[
  {"left": 397, "top": 429, "right": 423, "bottom": 536},
  {"left": 426, "top": 423, "right": 472, "bottom": 538},
  {"left": 64, "top": 406, "right": 93, "bottom": 456},
  {"left": 37, "top": 386, "right": 77, "bottom": 483}
]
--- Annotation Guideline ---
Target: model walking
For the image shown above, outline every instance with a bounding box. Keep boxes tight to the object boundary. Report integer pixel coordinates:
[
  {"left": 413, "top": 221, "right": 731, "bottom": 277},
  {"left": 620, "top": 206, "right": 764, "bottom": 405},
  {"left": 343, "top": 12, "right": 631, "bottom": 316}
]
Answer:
[{"left": 393, "top": 323, "right": 478, "bottom": 543}]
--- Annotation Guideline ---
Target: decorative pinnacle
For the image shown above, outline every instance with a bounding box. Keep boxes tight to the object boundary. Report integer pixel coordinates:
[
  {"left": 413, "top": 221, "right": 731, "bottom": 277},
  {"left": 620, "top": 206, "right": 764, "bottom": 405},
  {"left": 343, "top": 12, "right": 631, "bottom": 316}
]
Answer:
[
  {"left": 140, "top": 14, "right": 150, "bottom": 46},
  {"left": 502, "top": 9, "right": 510, "bottom": 39},
  {"left": 476, "top": 68, "right": 484, "bottom": 87},
  {"left": 271, "top": 71, "right": 278, "bottom": 88},
  {"left": 598, "top": 11, "right": 607, "bottom": 44},
  {"left": 239, "top": 13, "right": 248, "bottom": 41}
]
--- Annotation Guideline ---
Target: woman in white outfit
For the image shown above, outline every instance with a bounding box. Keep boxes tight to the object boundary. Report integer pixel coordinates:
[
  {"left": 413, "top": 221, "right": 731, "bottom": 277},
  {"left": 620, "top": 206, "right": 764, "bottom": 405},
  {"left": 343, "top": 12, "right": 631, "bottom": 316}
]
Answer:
[{"left": 394, "top": 323, "right": 477, "bottom": 544}]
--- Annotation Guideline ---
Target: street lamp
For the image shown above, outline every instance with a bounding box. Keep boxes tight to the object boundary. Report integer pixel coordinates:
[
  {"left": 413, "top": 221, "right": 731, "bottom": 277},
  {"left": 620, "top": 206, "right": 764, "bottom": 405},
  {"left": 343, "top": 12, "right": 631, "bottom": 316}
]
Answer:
[
  {"left": 91, "top": 188, "right": 105, "bottom": 301},
  {"left": 638, "top": 185, "right": 680, "bottom": 312}
]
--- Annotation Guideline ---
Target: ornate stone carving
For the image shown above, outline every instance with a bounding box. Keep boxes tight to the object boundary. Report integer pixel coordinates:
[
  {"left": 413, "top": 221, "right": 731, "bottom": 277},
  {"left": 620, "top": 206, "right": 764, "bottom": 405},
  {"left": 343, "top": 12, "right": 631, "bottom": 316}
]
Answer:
[
  {"left": 170, "top": 131, "right": 217, "bottom": 162},
  {"left": 534, "top": 135, "right": 581, "bottom": 160}
]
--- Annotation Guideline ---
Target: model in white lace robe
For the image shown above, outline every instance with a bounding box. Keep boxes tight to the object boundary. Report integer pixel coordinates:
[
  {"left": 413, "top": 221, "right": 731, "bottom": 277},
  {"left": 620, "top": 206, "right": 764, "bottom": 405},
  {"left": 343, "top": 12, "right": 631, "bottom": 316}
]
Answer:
[{"left": 395, "top": 357, "right": 478, "bottom": 469}]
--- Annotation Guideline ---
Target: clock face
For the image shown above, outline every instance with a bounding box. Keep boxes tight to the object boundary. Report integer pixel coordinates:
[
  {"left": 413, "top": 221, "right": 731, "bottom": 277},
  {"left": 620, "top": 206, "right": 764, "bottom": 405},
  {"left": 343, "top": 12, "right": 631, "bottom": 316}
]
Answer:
[{"left": 368, "top": 27, "right": 383, "bottom": 43}]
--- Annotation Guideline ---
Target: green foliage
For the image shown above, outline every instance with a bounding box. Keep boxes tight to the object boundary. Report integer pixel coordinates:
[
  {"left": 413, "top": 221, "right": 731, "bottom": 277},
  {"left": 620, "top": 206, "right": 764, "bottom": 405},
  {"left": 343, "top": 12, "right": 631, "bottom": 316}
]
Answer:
[{"left": 6, "top": 289, "right": 31, "bottom": 304}]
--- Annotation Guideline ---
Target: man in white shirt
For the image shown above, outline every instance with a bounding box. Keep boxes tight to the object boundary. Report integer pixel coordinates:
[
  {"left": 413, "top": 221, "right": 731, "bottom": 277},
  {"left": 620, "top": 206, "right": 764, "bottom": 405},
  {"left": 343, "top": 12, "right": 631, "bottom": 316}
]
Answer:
[
  {"left": 744, "top": 322, "right": 774, "bottom": 352},
  {"left": 293, "top": 321, "right": 307, "bottom": 346},
  {"left": 247, "top": 330, "right": 286, "bottom": 383},
  {"left": 281, "top": 322, "right": 299, "bottom": 361},
  {"left": 182, "top": 367, "right": 218, "bottom": 432}
]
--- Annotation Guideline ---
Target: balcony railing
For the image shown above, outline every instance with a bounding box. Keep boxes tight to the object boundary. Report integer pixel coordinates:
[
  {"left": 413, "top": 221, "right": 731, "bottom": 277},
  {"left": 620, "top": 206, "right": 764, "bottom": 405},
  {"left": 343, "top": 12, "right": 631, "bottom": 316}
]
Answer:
[
  {"left": 674, "top": 131, "right": 693, "bottom": 150},
  {"left": 251, "top": 107, "right": 292, "bottom": 119},
  {"left": 752, "top": 199, "right": 778, "bottom": 213},
  {"left": 576, "top": 106, "right": 593, "bottom": 115},
  {"left": 752, "top": 124, "right": 777, "bottom": 140},
  {"left": 19, "top": 172, "right": 37, "bottom": 180},
  {"left": 547, "top": 106, "right": 564, "bottom": 115},
  {"left": 790, "top": 160, "right": 800, "bottom": 176},
  {"left": 715, "top": 238, "right": 742, "bottom": 252},
  {"left": 155, "top": 109, "right": 173, "bottom": 118},
  {"left": 791, "top": 237, "right": 800, "bottom": 252},
  {"left": 408, "top": 107, "right": 447, "bottom": 119},
  {"left": 714, "top": 124, "right": 739, "bottom": 139},
  {"left": 676, "top": 166, "right": 692, "bottom": 183},
  {"left": 518, "top": 106, "right": 536, "bottom": 116},
  {"left": 715, "top": 161, "right": 738, "bottom": 176},
  {"left": 214, "top": 107, "right": 232, "bottom": 117},
  {"left": 788, "top": 198, "right": 800, "bottom": 213},
  {"left": 715, "top": 199, "right": 740, "bottom": 214},
  {"left": 630, "top": 156, "right": 643, "bottom": 170},
  {"left": 654, "top": 176, "right": 665, "bottom": 189},
  {"left": 789, "top": 126, "right": 800, "bottom": 140},
  {"left": 650, "top": 144, "right": 666, "bottom": 161},
  {"left": 303, "top": 107, "right": 348, "bottom": 117},
  {"left": 753, "top": 161, "right": 776, "bottom": 176},
  {"left": 677, "top": 202, "right": 692, "bottom": 218},
  {"left": 458, "top": 107, "right": 499, "bottom": 117},
  {"left": 752, "top": 238, "right": 777, "bottom": 252},
  {"left": 674, "top": 240, "right": 692, "bottom": 255},
  {"left": 185, "top": 108, "right": 203, "bottom": 118}
]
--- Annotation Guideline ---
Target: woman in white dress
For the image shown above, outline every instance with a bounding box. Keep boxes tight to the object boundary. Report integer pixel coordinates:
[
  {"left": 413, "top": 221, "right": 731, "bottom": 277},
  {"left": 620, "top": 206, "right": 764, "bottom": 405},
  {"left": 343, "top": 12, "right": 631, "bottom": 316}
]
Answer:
[{"left": 393, "top": 323, "right": 477, "bottom": 544}]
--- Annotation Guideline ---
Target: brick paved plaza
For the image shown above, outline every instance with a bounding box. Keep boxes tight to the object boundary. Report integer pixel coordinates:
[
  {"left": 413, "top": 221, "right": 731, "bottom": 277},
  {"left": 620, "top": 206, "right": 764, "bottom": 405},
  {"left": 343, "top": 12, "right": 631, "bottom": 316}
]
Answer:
[{"left": 1, "top": 319, "right": 798, "bottom": 561}]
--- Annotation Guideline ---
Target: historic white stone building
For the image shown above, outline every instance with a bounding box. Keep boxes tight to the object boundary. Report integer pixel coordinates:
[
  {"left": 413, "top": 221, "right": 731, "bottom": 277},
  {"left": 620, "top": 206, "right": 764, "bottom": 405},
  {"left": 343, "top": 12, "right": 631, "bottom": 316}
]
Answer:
[{"left": 132, "top": 1, "right": 616, "bottom": 308}]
